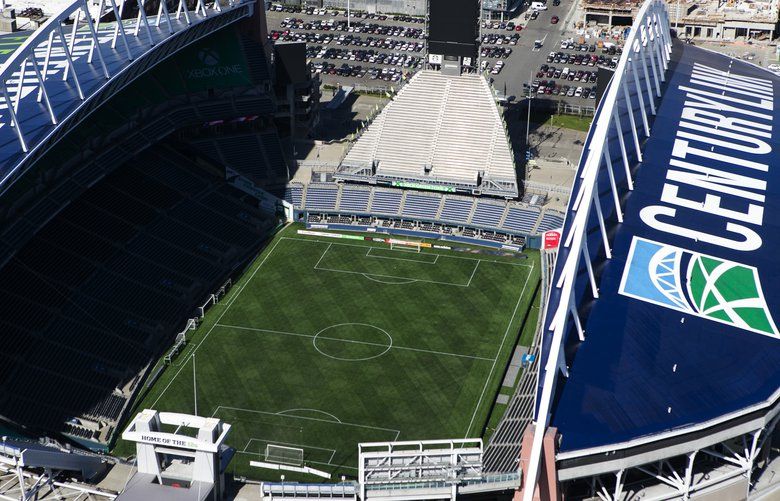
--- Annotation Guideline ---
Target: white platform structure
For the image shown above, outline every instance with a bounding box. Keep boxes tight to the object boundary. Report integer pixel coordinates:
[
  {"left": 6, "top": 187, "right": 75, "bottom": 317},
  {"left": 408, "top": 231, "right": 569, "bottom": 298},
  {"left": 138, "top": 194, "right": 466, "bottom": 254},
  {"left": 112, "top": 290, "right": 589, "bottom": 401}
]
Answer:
[
  {"left": 337, "top": 71, "right": 519, "bottom": 198},
  {"left": 120, "top": 410, "right": 232, "bottom": 501},
  {"left": 358, "top": 439, "right": 484, "bottom": 500}
]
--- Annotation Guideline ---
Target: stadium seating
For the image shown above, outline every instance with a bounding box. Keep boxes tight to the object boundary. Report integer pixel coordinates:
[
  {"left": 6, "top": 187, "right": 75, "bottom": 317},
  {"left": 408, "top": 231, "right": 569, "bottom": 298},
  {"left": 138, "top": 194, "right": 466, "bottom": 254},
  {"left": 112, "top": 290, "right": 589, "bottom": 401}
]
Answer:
[
  {"left": 369, "top": 189, "right": 404, "bottom": 215},
  {"left": 502, "top": 206, "right": 540, "bottom": 234},
  {"left": 536, "top": 211, "right": 565, "bottom": 233},
  {"left": 190, "top": 132, "right": 288, "bottom": 186},
  {"left": 439, "top": 197, "right": 475, "bottom": 224},
  {"left": 304, "top": 185, "right": 339, "bottom": 211},
  {"left": 471, "top": 202, "right": 506, "bottom": 228},
  {"left": 0, "top": 143, "right": 276, "bottom": 434},
  {"left": 340, "top": 71, "right": 518, "bottom": 197},
  {"left": 259, "top": 133, "right": 288, "bottom": 181},
  {"left": 339, "top": 187, "right": 372, "bottom": 212},
  {"left": 401, "top": 193, "right": 442, "bottom": 220},
  {"left": 284, "top": 184, "right": 304, "bottom": 207}
]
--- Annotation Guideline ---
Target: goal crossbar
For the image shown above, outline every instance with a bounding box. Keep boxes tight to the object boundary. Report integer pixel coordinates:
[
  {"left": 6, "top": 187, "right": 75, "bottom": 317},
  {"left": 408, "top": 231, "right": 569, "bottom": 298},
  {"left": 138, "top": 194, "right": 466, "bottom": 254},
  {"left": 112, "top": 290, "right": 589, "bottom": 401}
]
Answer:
[{"left": 265, "top": 444, "right": 304, "bottom": 466}]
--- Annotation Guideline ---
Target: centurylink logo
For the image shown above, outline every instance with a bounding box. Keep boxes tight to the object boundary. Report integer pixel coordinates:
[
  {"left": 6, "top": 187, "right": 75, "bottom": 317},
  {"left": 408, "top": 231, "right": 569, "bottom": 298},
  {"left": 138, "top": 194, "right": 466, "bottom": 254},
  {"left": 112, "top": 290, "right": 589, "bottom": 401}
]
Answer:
[{"left": 619, "top": 237, "right": 779, "bottom": 337}]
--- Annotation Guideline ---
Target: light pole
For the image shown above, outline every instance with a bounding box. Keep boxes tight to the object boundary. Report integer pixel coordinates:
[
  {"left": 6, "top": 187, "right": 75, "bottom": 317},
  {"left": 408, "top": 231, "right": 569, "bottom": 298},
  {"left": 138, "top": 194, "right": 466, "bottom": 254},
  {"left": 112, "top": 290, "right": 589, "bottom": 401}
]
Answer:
[
  {"left": 347, "top": 0, "right": 350, "bottom": 30},
  {"left": 192, "top": 353, "right": 198, "bottom": 416},
  {"left": 525, "top": 73, "right": 533, "bottom": 148}
]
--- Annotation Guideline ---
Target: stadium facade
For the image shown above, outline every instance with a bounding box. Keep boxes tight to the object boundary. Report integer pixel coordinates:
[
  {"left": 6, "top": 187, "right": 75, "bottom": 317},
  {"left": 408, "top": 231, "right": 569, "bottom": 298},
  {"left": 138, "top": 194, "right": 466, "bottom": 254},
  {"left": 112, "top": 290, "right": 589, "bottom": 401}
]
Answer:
[
  {"left": 516, "top": 0, "right": 780, "bottom": 499},
  {"left": 0, "top": 0, "right": 778, "bottom": 500}
]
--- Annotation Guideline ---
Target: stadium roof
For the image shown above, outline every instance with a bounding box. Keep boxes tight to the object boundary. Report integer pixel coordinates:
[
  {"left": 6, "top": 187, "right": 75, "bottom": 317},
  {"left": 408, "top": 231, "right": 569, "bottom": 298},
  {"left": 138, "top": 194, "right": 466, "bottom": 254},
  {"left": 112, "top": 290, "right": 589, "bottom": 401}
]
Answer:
[
  {"left": 548, "top": 42, "right": 780, "bottom": 455},
  {"left": 338, "top": 70, "right": 519, "bottom": 197}
]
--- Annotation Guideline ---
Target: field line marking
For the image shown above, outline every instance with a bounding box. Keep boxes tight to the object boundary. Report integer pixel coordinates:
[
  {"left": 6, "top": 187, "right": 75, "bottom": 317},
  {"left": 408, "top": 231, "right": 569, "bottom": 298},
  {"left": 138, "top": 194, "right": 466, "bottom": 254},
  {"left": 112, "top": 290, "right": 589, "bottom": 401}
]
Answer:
[
  {"left": 365, "top": 247, "right": 437, "bottom": 264},
  {"left": 245, "top": 437, "right": 337, "bottom": 454},
  {"left": 213, "top": 405, "right": 400, "bottom": 435},
  {"left": 235, "top": 451, "right": 359, "bottom": 471},
  {"left": 315, "top": 265, "right": 469, "bottom": 287},
  {"left": 466, "top": 260, "right": 481, "bottom": 287},
  {"left": 361, "top": 274, "right": 418, "bottom": 285},
  {"left": 216, "top": 323, "right": 494, "bottom": 361},
  {"left": 314, "top": 242, "right": 332, "bottom": 269},
  {"left": 277, "top": 408, "right": 343, "bottom": 423},
  {"left": 150, "top": 236, "right": 287, "bottom": 408},
  {"left": 464, "top": 261, "right": 536, "bottom": 438},
  {"left": 282, "top": 236, "right": 532, "bottom": 268}
]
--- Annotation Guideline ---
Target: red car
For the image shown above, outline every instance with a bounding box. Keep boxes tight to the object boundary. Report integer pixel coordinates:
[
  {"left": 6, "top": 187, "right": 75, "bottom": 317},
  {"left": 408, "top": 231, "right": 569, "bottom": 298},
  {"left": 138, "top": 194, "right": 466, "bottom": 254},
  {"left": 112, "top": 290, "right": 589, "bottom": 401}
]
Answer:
[
  {"left": 551, "top": 16, "right": 559, "bottom": 24},
  {"left": 515, "top": 25, "right": 523, "bottom": 31}
]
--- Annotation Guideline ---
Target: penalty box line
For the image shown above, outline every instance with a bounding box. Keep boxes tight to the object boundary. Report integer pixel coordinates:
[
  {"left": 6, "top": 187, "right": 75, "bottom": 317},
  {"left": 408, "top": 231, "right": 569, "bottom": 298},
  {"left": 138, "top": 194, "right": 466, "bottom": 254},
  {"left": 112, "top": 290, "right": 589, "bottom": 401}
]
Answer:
[
  {"left": 212, "top": 405, "right": 401, "bottom": 442},
  {"left": 365, "top": 246, "right": 439, "bottom": 264},
  {"left": 314, "top": 243, "right": 478, "bottom": 288},
  {"left": 282, "top": 236, "right": 533, "bottom": 268}
]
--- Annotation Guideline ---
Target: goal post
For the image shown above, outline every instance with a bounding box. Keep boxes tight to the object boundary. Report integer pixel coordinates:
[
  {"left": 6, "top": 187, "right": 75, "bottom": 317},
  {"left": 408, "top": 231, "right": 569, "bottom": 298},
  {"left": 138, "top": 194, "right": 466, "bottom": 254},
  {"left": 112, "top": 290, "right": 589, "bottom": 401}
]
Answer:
[
  {"left": 389, "top": 240, "right": 422, "bottom": 253},
  {"left": 265, "top": 444, "right": 305, "bottom": 466}
]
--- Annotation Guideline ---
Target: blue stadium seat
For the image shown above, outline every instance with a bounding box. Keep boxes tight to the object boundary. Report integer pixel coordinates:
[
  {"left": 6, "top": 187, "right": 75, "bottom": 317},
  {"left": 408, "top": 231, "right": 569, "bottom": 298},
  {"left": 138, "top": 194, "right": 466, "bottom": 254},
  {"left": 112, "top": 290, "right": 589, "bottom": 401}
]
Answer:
[
  {"left": 369, "top": 190, "right": 403, "bottom": 215},
  {"left": 339, "top": 188, "right": 371, "bottom": 212},
  {"left": 305, "top": 186, "right": 339, "bottom": 211},
  {"left": 502, "top": 206, "right": 540, "bottom": 234},
  {"left": 439, "top": 197, "right": 474, "bottom": 224},
  {"left": 536, "top": 211, "right": 565, "bottom": 232},
  {"left": 470, "top": 202, "right": 504, "bottom": 228},
  {"left": 402, "top": 193, "right": 442, "bottom": 220}
]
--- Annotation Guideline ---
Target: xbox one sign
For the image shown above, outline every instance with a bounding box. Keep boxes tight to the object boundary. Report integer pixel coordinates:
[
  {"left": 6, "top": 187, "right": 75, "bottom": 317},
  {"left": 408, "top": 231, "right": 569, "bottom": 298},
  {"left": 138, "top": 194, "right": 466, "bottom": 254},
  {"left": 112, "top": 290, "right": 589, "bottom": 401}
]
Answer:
[
  {"left": 187, "top": 47, "right": 244, "bottom": 80},
  {"left": 198, "top": 48, "right": 220, "bottom": 66}
]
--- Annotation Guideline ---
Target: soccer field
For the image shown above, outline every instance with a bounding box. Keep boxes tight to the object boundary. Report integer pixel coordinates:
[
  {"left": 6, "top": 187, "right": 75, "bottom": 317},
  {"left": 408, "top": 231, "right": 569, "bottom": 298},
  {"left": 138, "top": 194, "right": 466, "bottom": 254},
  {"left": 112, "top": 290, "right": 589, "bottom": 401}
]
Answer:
[{"left": 118, "top": 225, "right": 540, "bottom": 480}]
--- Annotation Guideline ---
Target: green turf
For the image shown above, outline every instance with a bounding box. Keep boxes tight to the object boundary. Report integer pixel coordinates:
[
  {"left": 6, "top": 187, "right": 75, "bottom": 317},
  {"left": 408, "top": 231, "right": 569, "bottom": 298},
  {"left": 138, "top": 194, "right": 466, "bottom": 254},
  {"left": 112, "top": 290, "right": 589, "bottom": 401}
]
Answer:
[{"left": 115, "top": 224, "right": 540, "bottom": 481}]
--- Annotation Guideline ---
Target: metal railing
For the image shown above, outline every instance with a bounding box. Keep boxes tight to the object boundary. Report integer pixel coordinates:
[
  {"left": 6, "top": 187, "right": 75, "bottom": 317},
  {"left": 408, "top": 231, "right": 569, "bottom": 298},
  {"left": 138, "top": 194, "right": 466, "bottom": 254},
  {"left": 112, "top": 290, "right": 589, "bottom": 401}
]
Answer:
[{"left": 521, "top": 0, "right": 673, "bottom": 499}]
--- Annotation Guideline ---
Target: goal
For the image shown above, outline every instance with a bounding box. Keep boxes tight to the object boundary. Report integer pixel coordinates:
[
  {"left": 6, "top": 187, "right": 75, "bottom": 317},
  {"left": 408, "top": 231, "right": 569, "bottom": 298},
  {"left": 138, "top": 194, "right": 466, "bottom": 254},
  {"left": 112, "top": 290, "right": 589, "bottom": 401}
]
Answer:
[
  {"left": 390, "top": 240, "right": 422, "bottom": 253},
  {"left": 265, "top": 444, "right": 304, "bottom": 466}
]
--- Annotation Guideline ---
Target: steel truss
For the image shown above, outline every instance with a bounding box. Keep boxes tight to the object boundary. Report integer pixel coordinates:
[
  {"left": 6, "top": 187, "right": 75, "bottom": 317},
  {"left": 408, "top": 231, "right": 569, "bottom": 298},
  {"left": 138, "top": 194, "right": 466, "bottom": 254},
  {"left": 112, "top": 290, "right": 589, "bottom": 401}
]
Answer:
[
  {"left": 0, "top": 462, "right": 116, "bottom": 501},
  {"left": 566, "top": 413, "right": 780, "bottom": 500},
  {"left": 522, "top": 0, "right": 674, "bottom": 498},
  {"left": 0, "top": 0, "right": 254, "bottom": 189}
]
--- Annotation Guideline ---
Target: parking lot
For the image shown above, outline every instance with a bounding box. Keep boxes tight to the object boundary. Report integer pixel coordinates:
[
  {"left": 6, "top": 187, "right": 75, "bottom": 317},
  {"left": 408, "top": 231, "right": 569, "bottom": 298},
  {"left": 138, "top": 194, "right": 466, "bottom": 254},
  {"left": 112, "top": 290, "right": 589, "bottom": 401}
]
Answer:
[
  {"left": 266, "top": 0, "right": 621, "bottom": 124},
  {"left": 267, "top": 5, "right": 425, "bottom": 85}
]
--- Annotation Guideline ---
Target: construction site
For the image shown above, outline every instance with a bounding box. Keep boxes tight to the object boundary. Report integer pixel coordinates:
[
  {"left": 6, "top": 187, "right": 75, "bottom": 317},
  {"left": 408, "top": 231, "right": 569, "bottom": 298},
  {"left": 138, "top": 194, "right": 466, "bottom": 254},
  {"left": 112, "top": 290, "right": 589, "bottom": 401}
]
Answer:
[{"left": 580, "top": 0, "right": 779, "bottom": 42}]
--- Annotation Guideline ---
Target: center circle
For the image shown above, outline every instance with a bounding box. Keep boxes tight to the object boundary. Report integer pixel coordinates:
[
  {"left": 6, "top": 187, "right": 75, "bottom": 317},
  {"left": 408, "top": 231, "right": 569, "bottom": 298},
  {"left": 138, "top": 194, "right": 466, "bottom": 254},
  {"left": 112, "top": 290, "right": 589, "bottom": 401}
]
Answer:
[{"left": 313, "top": 323, "right": 393, "bottom": 361}]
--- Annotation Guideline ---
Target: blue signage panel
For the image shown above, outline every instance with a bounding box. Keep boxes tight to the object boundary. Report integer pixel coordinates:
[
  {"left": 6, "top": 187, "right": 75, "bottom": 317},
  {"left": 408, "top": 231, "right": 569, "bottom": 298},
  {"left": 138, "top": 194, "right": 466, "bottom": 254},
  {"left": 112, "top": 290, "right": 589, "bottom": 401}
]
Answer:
[{"left": 551, "top": 44, "right": 780, "bottom": 453}]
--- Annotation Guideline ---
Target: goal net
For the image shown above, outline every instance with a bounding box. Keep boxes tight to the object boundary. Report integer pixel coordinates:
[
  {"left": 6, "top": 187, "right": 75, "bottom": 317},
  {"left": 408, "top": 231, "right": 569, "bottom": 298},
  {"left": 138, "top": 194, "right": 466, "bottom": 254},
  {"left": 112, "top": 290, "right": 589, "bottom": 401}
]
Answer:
[
  {"left": 265, "top": 444, "right": 304, "bottom": 466},
  {"left": 390, "top": 240, "right": 422, "bottom": 253}
]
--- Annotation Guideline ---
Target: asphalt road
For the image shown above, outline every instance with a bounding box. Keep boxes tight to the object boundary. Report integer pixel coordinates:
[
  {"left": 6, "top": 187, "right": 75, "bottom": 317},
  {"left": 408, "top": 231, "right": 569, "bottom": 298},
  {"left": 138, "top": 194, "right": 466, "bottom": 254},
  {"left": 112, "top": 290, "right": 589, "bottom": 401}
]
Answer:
[{"left": 485, "top": 1, "right": 580, "bottom": 101}]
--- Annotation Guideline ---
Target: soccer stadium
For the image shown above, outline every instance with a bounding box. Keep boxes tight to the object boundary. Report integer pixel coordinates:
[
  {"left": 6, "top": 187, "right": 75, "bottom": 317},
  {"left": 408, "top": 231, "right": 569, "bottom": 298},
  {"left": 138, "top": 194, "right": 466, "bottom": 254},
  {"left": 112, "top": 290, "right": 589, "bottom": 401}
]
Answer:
[{"left": 0, "top": 0, "right": 777, "bottom": 500}]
